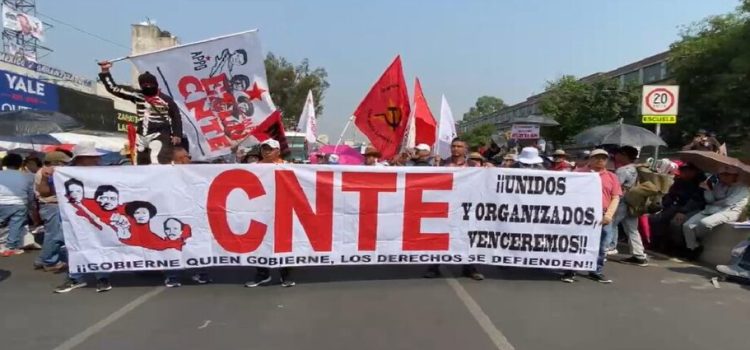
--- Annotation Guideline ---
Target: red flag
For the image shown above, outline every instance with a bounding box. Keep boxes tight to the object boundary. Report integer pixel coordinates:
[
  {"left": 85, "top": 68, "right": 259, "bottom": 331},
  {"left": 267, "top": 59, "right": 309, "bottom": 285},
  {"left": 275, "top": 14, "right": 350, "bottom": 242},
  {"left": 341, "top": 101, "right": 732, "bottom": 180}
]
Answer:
[
  {"left": 252, "top": 110, "right": 290, "bottom": 156},
  {"left": 353, "top": 56, "right": 410, "bottom": 159},
  {"left": 412, "top": 78, "right": 436, "bottom": 146},
  {"left": 126, "top": 124, "right": 137, "bottom": 164}
]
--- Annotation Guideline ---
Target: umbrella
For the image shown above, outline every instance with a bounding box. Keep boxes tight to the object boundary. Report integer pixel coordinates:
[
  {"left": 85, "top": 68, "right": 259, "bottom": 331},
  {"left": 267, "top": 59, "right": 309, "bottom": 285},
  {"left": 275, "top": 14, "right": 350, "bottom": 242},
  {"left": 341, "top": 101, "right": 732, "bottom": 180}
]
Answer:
[
  {"left": 0, "top": 134, "right": 61, "bottom": 152},
  {"left": 677, "top": 151, "right": 750, "bottom": 182},
  {"left": 312, "top": 145, "right": 364, "bottom": 165},
  {"left": 574, "top": 122, "right": 666, "bottom": 147},
  {"left": 500, "top": 114, "right": 560, "bottom": 127},
  {"left": 0, "top": 110, "right": 82, "bottom": 136}
]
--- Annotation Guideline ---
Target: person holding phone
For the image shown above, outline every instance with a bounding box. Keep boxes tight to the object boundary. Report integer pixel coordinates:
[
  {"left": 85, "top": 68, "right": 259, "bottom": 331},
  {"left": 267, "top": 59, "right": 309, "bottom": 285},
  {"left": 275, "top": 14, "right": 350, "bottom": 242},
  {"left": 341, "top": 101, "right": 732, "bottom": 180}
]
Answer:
[{"left": 682, "top": 166, "right": 749, "bottom": 259}]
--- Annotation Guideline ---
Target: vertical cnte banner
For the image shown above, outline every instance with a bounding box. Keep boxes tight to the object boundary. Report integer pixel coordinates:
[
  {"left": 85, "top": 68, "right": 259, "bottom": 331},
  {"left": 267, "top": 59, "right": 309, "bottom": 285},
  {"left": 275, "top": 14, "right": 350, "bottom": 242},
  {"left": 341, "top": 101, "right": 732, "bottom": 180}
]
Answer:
[{"left": 55, "top": 165, "right": 603, "bottom": 273}]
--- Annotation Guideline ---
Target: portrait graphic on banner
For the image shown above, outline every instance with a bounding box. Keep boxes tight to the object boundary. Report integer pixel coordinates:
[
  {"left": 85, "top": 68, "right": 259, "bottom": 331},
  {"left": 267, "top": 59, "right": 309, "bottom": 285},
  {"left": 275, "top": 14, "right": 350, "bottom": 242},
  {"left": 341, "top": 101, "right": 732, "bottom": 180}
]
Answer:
[
  {"left": 56, "top": 165, "right": 603, "bottom": 274},
  {"left": 129, "top": 30, "right": 278, "bottom": 160}
]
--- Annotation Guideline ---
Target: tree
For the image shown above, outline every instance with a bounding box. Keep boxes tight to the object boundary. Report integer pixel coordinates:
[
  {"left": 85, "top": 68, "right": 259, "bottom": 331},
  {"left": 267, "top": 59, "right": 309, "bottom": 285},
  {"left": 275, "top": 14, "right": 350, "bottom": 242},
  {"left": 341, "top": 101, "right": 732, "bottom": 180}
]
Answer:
[
  {"left": 539, "top": 75, "right": 640, "bottom": 146},
  {"left": 264, "top": 53, "right": 330, "bottom": 128},
  {"left": 462, "top": 123, "right": 496, "bottom": 150},
  {"left": 669, "top": 0, "right": 750, "bottom": 147},
  {"left": 463, "top": 96, "right": 505, "bottom": 121}
]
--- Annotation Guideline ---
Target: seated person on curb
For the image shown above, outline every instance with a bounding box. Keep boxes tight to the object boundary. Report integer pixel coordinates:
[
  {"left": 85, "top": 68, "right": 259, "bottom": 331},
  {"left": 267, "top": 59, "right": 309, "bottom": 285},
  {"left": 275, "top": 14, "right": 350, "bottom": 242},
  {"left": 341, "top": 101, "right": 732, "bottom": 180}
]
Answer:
[
  {"left": 682, "top": 166, "right": 749, "bottom": 260},
  {"left": 649, "top": 163, "right": 705, "bottom": 253}
]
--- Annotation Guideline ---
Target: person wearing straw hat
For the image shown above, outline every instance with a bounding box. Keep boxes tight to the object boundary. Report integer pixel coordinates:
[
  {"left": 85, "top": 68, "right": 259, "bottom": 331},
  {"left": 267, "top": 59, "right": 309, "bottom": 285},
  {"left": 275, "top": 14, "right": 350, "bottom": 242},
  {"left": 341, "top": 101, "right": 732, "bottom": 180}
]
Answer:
[
  {"left": 499, "top": 153, "right": 517, "bottom": 168},
  {"left": 363, "top": 146, "right": 385, "bottom": 166},
  {"left": 549, "top": 149, "right": 572, "bottom": 171},
  {"left": 682, "top": 165, "right": 749, "bottom": 260},
  {"left": 30, "top": 151, "right": 71, "bottom": 271}
]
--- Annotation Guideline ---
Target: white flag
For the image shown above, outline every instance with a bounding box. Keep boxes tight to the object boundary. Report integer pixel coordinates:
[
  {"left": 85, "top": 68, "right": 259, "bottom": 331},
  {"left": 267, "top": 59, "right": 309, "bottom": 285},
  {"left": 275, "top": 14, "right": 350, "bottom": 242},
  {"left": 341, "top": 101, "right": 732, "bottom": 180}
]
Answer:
[
  {"left": 297, "top": 90, "right": 317, "bottom": 144},
  {"left": 129, "top": 30, "right": 277, "bottom": 160},
  {"left": 401, "top": 99, "right": 417, "bottom": 151},
  {"left": 436, "top": 95, "right": 456, "bottom": 159}
]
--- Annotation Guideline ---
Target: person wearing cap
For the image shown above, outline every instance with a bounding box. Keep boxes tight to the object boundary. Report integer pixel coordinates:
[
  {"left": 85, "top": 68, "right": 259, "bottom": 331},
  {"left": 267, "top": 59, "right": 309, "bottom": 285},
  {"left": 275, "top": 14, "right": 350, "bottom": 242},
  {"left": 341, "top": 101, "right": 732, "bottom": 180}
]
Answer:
[
  {"left": 561, "top": 149, "right": 620, "bottom": 284},
  {"left": 363, "top": 146, "right": 385, "bottom": 166},
  {"left": 29, "top": 151, "right": 71, "bottom": 270},
  {"left": 245, "top": 139, "right": 295, "bottom": 288},
  {"left": 407, "top": 144, "right": 434, "bottom": 166},
  {"left": 424, "top": 137, "right": 484, "bottom": 281},
  {"left": 649, "top": 163, "right": 706, "bottom": 253},
  {"left": 682, "top": 165, "right": 749, "bottom": 259},
  {"left": 549, "top": 149, "right": 572, "bottom": 171},
  {"left": 52, "top": 142, "right": 114, "bottom": 293},
  {"left": 682, "top": 129, "right": 720, "bottom": 153},
  {"left": 500, "top": 153, "right": 517, "bottom": 168},
  {"left": 99, "top": 61, "right": 183, "bottom": 165},
  {"left": 0, "top": 153, "right": 33, "bottom": 257},
  {"left": 515, "top": 147, "right": 545, "bottom": 170}
]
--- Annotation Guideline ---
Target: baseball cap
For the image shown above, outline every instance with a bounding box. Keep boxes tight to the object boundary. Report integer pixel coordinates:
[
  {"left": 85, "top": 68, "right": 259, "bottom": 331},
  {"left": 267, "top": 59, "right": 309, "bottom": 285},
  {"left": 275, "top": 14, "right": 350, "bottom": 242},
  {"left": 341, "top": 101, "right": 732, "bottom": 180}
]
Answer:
[
  {"left": 415, "top": 144, "right": 431, "bottom": 152},
  {"left": 590, "top": 149, "right": 609, "bottom": 158},
  {"left": 260, "top": 139, "right": 280, "bottom": 149}
]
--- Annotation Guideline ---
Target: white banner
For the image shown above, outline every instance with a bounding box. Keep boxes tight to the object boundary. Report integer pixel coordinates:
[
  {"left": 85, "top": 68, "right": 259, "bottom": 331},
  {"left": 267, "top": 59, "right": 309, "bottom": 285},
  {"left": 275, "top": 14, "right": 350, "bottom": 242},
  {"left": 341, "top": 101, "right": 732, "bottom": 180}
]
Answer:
[
  {"left": 511, "top": 124, "right": 540, "bottom": 140},
  {"left": 55, "top": 165, "right": 603, "bottom": 273},
  {"left": 2, "top": 5, "right": 44, "bottom": 41},
  {"left": 129, "top": 30, "right": 277, "bottom": 160}
]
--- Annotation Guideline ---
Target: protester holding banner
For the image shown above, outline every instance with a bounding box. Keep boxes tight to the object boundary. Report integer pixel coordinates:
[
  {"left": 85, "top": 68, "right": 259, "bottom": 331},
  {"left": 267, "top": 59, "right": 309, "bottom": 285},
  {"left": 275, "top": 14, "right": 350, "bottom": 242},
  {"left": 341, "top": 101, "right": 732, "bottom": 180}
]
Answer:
[
  {"left": 424, "top": 137, "right": 484, "bottom": 281},
  {"left": 245, "top": 139, "right": 295, "bottom": 288},
  {"left": 53, "top": 142, "right": 113, "bottom": 293},
  {"left": 561, "top": 149, "right": 620, "bottom": 284},
  {"left": 98, "top": 61, "right": 182, "bottom": 165},
  {"left": 406, "top": 144, "right": 434, "bottom": 167},
  {"left": 32, "top": 151, "right": 71, "bottom": 271}
]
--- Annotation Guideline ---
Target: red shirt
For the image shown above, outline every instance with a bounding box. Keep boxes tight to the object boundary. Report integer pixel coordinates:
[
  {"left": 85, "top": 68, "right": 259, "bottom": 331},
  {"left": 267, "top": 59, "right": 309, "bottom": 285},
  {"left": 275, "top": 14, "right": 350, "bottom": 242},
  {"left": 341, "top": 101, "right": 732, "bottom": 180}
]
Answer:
[
  {"left": 577, "top": 166, "right": 622, "bottom": 210},
  {"left": 120, "top": 223, "right": 192, "bottom": 251}
]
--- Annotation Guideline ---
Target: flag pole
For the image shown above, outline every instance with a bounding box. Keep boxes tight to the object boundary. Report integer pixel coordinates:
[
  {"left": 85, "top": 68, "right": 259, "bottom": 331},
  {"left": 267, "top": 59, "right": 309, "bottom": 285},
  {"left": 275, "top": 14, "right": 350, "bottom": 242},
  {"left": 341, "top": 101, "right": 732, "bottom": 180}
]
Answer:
[{"left": 334, "top": 115, "right": 355, "bottom": 153}]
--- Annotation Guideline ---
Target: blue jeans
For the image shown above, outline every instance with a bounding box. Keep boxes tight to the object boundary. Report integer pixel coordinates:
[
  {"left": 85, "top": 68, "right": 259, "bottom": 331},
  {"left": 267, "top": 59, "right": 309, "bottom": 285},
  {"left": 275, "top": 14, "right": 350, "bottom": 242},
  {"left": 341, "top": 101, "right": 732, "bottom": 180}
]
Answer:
[
  {"left": 595, "top": 223, "right": 614, "bottom": 275},
  {"left": 0, "top": 204, "right": 28, "bottom": 249},
  {"left": 37, "top": 204, "right": 64, "bottom": 266}
]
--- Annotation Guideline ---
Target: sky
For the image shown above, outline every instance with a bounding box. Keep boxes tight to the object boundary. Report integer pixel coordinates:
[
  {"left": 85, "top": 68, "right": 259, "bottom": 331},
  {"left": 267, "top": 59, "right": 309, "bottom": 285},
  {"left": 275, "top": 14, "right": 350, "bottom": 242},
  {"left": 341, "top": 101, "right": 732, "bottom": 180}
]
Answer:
[{"left": 38, "top": 0, "right": 739, "bottom": 138}]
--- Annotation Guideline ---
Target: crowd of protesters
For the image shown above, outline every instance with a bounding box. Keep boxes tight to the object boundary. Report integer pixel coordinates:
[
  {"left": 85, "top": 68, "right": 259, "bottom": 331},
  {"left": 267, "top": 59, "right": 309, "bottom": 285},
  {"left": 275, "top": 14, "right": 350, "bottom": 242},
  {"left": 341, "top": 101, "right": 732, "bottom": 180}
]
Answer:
[{"left": 1, "top": 129, "right": 749, "bottom": 293}]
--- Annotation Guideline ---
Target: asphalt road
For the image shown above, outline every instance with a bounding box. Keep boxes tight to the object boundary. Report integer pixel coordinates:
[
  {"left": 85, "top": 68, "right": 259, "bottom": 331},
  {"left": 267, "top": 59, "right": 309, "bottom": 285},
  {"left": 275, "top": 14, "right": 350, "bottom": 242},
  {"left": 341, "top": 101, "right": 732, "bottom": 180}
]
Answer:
[{"left": 1, "top": 250, "right": 749, "bottom": 350}]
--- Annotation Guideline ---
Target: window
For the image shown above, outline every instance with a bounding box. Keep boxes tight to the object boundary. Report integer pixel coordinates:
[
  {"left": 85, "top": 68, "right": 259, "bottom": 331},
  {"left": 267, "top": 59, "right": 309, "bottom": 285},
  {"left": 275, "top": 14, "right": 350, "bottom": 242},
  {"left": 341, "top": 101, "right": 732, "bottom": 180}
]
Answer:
[
  {"left": 623, "top": 70, "right": 640, "bottom": 85},
  {"left": 643, "top": 63, "right": 663, "bottom": 84}
]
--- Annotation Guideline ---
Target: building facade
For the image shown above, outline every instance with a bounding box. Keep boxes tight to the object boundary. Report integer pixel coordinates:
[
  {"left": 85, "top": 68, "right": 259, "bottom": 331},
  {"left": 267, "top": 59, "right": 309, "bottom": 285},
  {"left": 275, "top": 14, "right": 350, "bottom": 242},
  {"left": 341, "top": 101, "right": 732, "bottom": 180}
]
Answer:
[{"left": 457, "top": 51, "right": 671, "bottom": 134}]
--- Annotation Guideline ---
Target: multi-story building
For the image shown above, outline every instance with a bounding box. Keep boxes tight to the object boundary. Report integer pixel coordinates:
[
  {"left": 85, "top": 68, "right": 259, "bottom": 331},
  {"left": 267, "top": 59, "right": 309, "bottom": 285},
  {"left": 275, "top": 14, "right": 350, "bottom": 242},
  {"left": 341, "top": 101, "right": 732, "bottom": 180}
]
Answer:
[{"left": 457, "top": 50, "right": 671, "bottom": 134}]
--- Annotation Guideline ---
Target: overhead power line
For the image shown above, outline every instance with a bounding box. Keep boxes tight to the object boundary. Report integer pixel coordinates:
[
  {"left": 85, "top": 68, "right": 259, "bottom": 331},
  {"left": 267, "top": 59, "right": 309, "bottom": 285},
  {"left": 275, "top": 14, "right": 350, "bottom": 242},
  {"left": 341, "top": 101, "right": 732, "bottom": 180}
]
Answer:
[{"left": 36, "top": 12, "right": 129, "bottom": 50}]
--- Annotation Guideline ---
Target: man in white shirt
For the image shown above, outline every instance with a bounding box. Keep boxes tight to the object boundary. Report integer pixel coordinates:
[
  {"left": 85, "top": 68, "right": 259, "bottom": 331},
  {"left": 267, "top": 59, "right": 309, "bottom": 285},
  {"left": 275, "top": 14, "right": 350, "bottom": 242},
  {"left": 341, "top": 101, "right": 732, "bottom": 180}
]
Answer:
[
  {"left": 683, "top": 165, "right": 749, "bottom": 258},
  {"left": 0, "top": 153, "right": 33, "bottom": 256}
]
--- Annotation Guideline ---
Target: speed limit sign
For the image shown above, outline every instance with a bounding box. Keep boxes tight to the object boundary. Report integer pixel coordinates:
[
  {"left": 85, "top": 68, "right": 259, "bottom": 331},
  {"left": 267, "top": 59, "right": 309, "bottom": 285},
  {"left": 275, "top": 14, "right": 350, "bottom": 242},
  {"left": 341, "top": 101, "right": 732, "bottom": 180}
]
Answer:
[{"left": 642, "top": 85, "right": 679, "bottom": 116}]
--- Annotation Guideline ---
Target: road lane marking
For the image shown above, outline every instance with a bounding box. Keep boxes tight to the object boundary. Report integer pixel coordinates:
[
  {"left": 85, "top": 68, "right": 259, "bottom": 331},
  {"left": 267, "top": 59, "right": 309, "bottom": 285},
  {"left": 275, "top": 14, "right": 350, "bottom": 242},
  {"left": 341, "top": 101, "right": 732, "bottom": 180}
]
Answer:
[
  {"left": 52, "top": 287, "right": 165, "bottom": 350},
  {"left": 443, "top": 270, "right": 516, "bottom": 350}
]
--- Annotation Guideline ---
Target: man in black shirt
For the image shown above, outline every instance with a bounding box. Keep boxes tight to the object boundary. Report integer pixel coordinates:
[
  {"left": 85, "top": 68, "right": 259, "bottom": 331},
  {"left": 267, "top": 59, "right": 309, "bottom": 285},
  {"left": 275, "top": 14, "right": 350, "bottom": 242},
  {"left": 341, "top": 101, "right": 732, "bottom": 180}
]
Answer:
[{"left": 98, "top": 61, "right": 182, "bottom": 165}]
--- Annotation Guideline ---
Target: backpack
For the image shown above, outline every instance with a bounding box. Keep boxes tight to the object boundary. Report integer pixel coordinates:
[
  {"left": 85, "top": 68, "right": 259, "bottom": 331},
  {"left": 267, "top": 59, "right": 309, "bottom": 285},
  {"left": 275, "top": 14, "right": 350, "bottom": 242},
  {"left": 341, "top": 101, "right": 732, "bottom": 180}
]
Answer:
[{"left": 624, "top": 166, "right": 674, "bottom": 216}]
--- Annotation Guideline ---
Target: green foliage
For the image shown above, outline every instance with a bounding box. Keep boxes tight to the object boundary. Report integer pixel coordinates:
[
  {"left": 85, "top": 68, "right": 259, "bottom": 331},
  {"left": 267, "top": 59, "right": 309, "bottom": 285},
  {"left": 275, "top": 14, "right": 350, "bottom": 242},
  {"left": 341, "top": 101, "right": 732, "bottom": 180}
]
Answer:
[
  {"left": 462, "top": 123, "right": 496, "bottom": 150},
  {"left": 463, "top": 96, "right": 505, "bottom": 121},
  {"left": 668, "top": 0, "right": 750, "bottom": 146},
  {"left": 265, "top": 53, "right": 330, "bottom": 128},
  {"left": 539, "top": 76, "right": 640, "bottom": 146}
]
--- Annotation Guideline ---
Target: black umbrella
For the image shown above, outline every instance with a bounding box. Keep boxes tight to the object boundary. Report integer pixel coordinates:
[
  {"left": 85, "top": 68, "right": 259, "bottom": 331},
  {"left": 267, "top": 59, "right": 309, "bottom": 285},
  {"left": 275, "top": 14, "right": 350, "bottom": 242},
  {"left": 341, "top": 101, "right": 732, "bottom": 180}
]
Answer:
[
  {"left": 574, "top": 121, "right": 666, "bottom": 147},
  {"left": 0, "top": 110, "right": 82, "bottom": 136}
]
